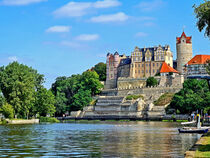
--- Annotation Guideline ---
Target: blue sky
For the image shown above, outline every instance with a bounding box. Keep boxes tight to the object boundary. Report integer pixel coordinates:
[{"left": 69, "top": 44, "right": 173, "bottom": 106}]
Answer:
[{"left": 0, "top": 0, "right": 209, "bottom": 88}]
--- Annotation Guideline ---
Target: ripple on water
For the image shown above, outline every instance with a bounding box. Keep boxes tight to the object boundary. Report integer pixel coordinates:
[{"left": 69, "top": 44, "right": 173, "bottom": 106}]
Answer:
[{"left": 0, "top": 122, "right": 201, "bottom": 157}]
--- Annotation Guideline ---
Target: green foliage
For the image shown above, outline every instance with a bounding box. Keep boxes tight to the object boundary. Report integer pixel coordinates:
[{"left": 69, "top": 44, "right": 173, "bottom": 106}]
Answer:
[
  {"left": 154, "top": 93, "right": 174, "bottom": 106},
  {"left": 92, "top": 62, "right": 106, "bottom": 81},
  {"left": 193, "top": 0, "right": 210, "bottom": 38},
  {"left": 35, "top": 88, "right": 56, "bottom": 117},
  {"left": 39, "top": 116, "right": 60, "bottom": 123},
  {"left": 169, "top": 79, "right": 210, "bottom": 114},
  {"left": 0, "top": 62, "right": 44, "bottom": 118},
  {"left": 71, "top": 89, "right": 92, "bottom": 111},
  {"left": 126, "top": 94, "right": 144, "bottom": 100},
  {"left": 1, "top": 103, "right": 14, "bottom": 119},
  {"left": 51, "top": 71, "right": 103, "bottom": 115},
  {"left": 146, "top": 77, "right": 158, "bottom": 87}
]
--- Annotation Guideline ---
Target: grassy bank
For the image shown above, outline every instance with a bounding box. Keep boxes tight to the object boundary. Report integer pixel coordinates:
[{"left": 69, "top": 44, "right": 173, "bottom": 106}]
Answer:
[
  {"left": 195, "top": 132, "right": 210, "bottom": 157},
  {"left": 39, "top": 117, "right": 60, "bottom": 123},
  {"left": 154, "top": 93, "right": 174, "bottom": 106}
]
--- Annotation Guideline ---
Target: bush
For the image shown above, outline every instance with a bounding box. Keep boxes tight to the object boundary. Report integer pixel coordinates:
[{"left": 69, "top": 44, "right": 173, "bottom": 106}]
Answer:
[
  {"left": 2, "top": 103, "right": 14, "bottom": 119},
  {"left": 39, "top": 117, "right": 60, "bottom": 123},
  {"left": 146, "top": 77, "right": 158, "bottom": 87},
  {"left": 126, "top": 95, "right": 144, "bottom": 100},
  {"left": 89, "top": 99, "right": 97, "bottom": 106}
]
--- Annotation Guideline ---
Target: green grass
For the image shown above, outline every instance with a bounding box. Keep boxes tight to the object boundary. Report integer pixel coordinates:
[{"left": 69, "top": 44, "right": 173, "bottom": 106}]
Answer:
[
  {"left": 162, "top": 120, "right": 188, "bottom": 122},
  {"left": 126, "top": 94, "right": 144, "bottom": 100},
  {"left": 195, "top": 132, "right": 210, "bottom": 157},
  {"left": 154, "top": 93, "right": 174, "bottom": 106},
  {"left": 39, "top": 117, "right": 60, "bottom": 123}
]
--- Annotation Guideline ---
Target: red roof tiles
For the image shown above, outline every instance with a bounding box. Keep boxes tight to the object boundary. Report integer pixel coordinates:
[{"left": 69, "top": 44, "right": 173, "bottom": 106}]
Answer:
[
  {"left": 176, "top": 32, "right": 192, "bottom": 44},
  {"left": 187, "top": 55, "right": 210, "bottom": 65},
  {"left": 160, "top": 62, "right": 178, "bottom": 73}
]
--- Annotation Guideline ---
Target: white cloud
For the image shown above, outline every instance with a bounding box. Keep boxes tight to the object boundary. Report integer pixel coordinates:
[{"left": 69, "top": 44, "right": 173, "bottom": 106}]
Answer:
[
  {"left": 53, "top": 2, "right": 91, "bottom": 17},
  {"left": 93, "top": 0, "right": 121, "bottom": 8},
  {"left": 53, "top": 0, "right": 121, "bottom": 18},
  {"left": 1, "top": 0, "right": 47, "bottom": 6},
  {"left": 46, "top": 26, "right": 71, "bottom": 33},
  {"left": 75, "top": 34, "right": 99, "bottom": 41},
  {"left": 135, "top": 32, "right": 148, "bottom": 37},
  {"left": 138, "top": 0, "right": 164, "bottom": 12},
  {"left": 90, "top": 12, "right": 129, "bottom": 23},
  {"left": 8, "top": 56, "right": 18, "bottom": 62}
]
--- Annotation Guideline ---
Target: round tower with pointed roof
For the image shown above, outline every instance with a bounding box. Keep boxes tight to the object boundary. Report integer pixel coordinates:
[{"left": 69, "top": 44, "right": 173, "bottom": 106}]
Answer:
[{"left": 176, "top": 31, "right": 193, "bottom": 74}]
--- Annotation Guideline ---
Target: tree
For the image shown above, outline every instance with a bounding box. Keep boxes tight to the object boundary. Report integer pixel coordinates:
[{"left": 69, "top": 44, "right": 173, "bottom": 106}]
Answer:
[
  {"left": 71, "top": 89, "right": 92, "bottom": 111},
  {"left": 1, "top": 103, "right": 14, "bottom": 119},
  {"left": 193, "top": 1, "right": 210, "bottom": 38},
  {"left": 80, "top": 71, "right": 103, "bottom": 96},
  {"left": 51, "top": 71, "right": 103, "bottom": 114},
  {"left": 146, "top": 77, "right": 158, "bottom": 87},
  {"left": 169, "top": 79, "right": 210, "bottom": 114},
  {"left": 0, "top": 62, "right": 44, "bottom": 118},
  {"left": 92, "top": 62, "right": 106, "bottom": 81},
  {"left": 35, "top": 88, "right": 56, "bottom": 117}
]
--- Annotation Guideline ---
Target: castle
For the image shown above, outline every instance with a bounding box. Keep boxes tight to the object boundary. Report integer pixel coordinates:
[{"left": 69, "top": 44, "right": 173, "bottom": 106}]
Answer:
[{"left": 105, "top": 32, "right": 193, "bottom": 89}]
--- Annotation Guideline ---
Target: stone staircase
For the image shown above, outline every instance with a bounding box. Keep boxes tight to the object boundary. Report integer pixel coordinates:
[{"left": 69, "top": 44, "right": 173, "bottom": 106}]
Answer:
[
  {"left": 95, "top": 96, "right": 124, "bottom": 111},
  {"left": 147, "top": 106, "right": 166, "bottom": 118}
]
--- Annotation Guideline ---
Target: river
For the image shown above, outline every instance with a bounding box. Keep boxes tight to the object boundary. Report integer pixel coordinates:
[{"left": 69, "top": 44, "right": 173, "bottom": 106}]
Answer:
[{"left": 0, "top": 121, "right": 200, "bottom": 157}]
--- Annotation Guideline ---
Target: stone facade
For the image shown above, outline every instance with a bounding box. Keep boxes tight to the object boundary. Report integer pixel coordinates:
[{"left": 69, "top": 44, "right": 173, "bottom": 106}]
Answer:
[
  {"left": 176, "top": 32, "right": 193, "bottom": 74},
  {"left": 106, "top": 45, "right": 173, "bottom": 89}
]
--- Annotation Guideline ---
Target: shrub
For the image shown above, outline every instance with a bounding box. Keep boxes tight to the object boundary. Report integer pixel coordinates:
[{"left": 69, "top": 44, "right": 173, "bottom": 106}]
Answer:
[
  {"left": 126, "top": 95, "right": 144, "bottom": 100},
  {"left": 2, "top": 103, "right": 14, "bottom": 119},
  {"left": 39, "top": 117, "right": 60, "bottom": 123},
  {"left": 146, "top": 77, "right": 158, "bottom": 87}
]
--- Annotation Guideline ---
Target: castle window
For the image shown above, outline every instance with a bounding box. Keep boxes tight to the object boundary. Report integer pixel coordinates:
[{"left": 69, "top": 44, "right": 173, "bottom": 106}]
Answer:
[
  {"left": 146, "top": 64, "right": 148, "bottom": 66},
  {"left": 153, "top": 63, "right": 155, "bottom": 67},
  {"left": 138, "top": 70, "right": 140, "bottom": 73},
  {"left": 138, "top": 64, "right": 140, "bottom": 67},
  {"left": 142, "top": 64, "right": 144, "bottom": 67},
  {"left": 153, "top": 70, "right": 155, "bottom": 73},
  {"left": 135, "top": 70, "right": 137, "bottom": 73},
  {"left": 146, "top": 70, "right": 148, "bottom": 73},
  {"left": 157, "top": 63, "right": 159, "bottom": 66},
  {"left": 142, "top": 70, "right": 144, "bottom": 73},
  {"left": 149, "top": 64, "right": 150, "bottom": 66}
]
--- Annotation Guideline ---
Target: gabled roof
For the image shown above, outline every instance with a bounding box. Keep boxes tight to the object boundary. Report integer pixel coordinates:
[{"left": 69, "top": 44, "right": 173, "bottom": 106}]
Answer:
[
  {"left": 160, "top": 62, "right": 178, "bottom": 73},
  {"left": 176, "top": 32, "right": 192, "bottom": 44},
  {"left": 187, "top": 55, "right": 210, "bottom": 65}
]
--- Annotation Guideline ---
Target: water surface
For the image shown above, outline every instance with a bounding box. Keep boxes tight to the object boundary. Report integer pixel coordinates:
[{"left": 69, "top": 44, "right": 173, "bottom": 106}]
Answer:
[{"left": 0, "top": 121, "right": 200, "bottom": 157}]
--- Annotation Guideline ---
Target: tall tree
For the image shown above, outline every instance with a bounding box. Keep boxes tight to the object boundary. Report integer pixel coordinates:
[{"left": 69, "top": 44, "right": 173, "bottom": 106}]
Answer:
[
  {"left": 193, "top": 0, "right": 210, "bottom": 38},
  {"left": 0, "top": 62, "right": 44, "bottom": 118},
  {"left": 35, "top": 88, "right": 55, "bottom": 117},
  {"left": 92, "top": 62, "right": 106, "bottom": 81}
]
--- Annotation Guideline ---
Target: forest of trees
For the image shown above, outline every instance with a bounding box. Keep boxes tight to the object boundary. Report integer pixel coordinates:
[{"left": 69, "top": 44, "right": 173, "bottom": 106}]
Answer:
[{"left": 0, "top": 62, "right": 105, "bottom": 118}]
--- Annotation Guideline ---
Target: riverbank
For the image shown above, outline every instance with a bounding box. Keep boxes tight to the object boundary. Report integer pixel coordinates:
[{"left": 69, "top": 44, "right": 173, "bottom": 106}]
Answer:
[
  {"left": 5, "top": 119, "right": 39, "bottom": 124},
  {"left": 185, "top": 131, "right": 210, "bottom": 158}
]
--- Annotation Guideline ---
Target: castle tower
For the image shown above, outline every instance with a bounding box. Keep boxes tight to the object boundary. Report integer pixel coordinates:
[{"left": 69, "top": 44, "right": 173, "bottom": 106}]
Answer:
[
  {"left": 176, "top": 32, "right": 192, "bottom": 74},
  {"left": 105, "top": 52, "right": 120, "bottom": 89}
]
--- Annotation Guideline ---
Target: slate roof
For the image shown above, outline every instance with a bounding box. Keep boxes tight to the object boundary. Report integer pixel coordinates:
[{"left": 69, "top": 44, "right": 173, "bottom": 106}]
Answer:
[{"left": 119, "top": 58, "right": 131, "bottom": 66}]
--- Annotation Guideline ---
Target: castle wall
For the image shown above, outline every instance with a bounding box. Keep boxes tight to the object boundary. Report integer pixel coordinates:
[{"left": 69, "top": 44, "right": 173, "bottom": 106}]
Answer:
[{"left": 117, "top": 64, "right": 130, "bottom": 78}]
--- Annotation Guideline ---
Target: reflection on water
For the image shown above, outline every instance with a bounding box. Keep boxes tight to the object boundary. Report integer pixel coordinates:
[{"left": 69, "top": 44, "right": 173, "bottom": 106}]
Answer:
[{"left": 0, "top": 122, "right": 200, "bottom": 157}]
